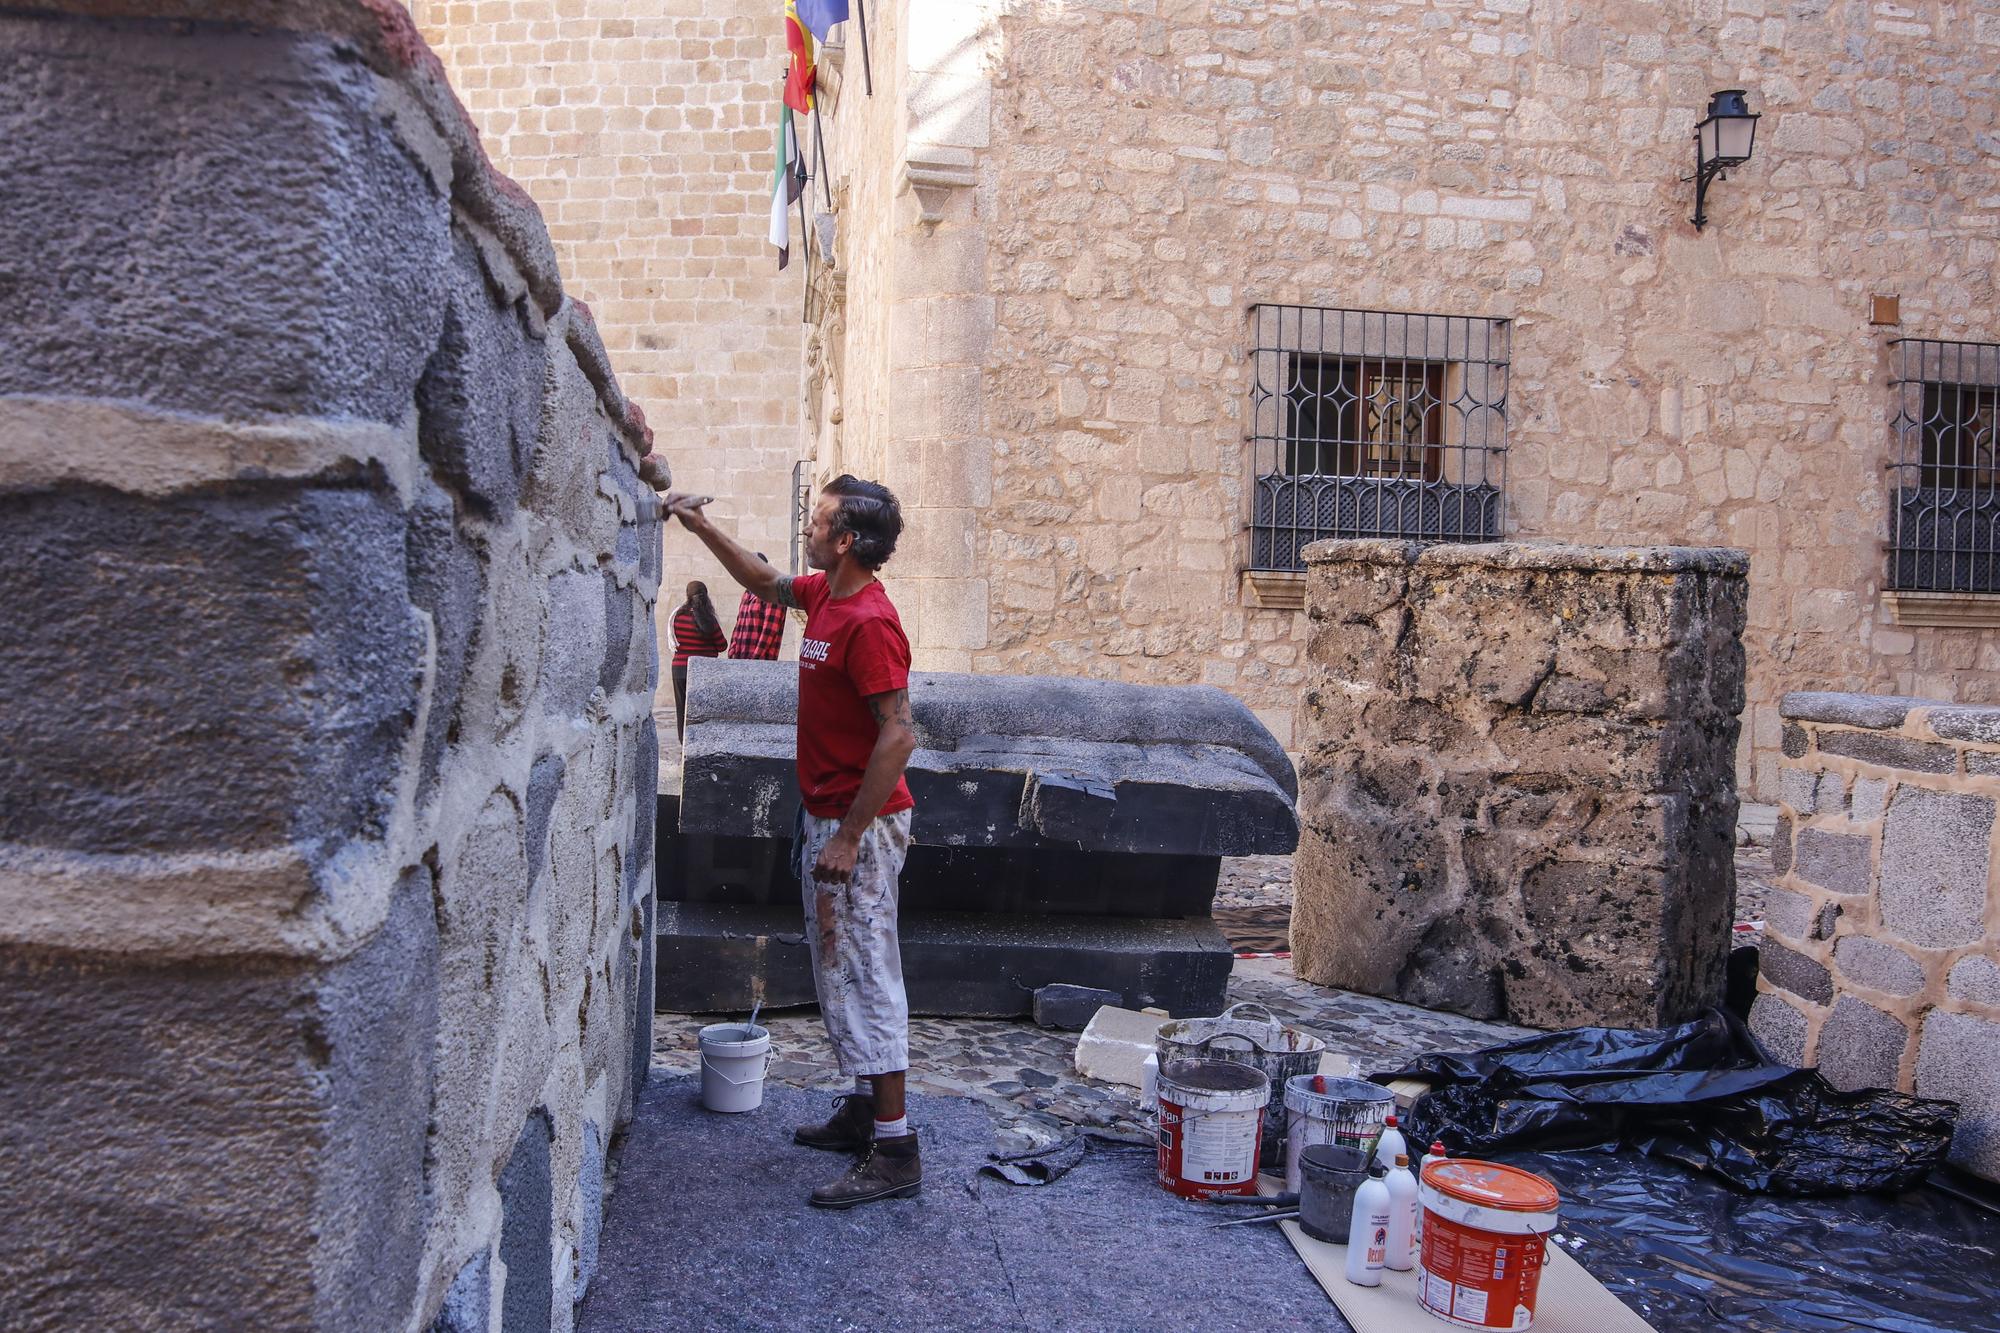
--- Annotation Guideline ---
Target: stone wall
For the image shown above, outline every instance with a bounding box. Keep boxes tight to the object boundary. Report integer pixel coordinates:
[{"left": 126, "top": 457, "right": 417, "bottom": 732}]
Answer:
[
  {"left": 410, "top": 0, "right": 805, "bottom": 719},
  {"left": 796, "top": 0, "right": 2000, "bottom": 791},
  {"left": 0, "top": 7, "right": 660, "bottom": 1329},
  {"left": 1292, "top": 540, "right": 1746, "bottom": 1029},
  {"left": 1751, "top": 692, "right": 2000, "bottom": 1182}
]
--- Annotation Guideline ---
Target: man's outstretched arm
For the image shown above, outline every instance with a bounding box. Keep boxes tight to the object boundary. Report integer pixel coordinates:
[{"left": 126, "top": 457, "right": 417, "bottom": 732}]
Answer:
[{"left": 659, "top": 492, "right": 799, "bottom": 608}]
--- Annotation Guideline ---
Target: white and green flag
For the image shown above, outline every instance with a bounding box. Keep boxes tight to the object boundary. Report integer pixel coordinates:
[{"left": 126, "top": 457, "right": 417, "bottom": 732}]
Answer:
[{"left": 768, "top": 104, "right": 808, "bottom": 269}]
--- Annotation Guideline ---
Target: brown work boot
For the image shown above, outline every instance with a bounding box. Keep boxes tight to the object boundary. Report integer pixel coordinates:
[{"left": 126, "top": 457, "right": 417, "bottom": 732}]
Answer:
[
  {"left": 808, "top": 1133, "right": 922, "bottom": 1209},
  {"left": 792, "top": 1093, "right": 875, "bottom": 1151}
]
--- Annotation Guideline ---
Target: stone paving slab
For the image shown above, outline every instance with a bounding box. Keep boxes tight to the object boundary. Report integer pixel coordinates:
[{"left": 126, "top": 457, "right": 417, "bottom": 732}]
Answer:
[{"left": 653, "top": 958, "right": 1527, "bottom": 1148}]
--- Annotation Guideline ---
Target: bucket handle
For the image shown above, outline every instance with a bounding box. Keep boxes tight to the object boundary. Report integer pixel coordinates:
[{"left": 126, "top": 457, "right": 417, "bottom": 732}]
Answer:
[
  {"left": 1219, "top": 1001, "right": 1277, "bottom": 1025},
  {"left": 702, "top": 1051, "right": 773, "bottom": 1086},
  {"left": 1182, "top": 1033, "right": 1259, "bottom": 1056}
]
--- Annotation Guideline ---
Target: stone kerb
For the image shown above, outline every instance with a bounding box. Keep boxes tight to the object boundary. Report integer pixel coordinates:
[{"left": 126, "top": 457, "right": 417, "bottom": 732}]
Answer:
[
  {"left": 1752, "top": 692, "right": 2000, "bottom": 1182},
  {"left": 0, "top": 8, "right": 660, "bottom": 1330},
  {"left": 1290, "top": 539, "right": 1747, "bottom": 1031}
]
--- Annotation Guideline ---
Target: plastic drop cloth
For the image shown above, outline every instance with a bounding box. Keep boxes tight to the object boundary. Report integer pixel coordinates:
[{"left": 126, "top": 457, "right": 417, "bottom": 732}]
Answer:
[{"left": 1379, "top": 1008, "right": 1956, "bottom": 1195}]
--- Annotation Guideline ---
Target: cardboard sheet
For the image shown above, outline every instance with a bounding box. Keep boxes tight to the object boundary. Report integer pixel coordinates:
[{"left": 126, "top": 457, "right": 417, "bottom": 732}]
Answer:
[{"left": 1278, "top": 1220, "right": 1655, "bottom": 1333}]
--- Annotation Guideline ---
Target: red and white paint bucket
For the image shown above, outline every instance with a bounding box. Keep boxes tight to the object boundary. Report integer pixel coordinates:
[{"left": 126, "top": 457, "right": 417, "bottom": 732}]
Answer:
[
  {"left": 1417, "top": 1159, "right": 1561, "bottom": 1330},
  {"left": 1155, "top": 1058, "right": 1270, "bottom": 1199}
]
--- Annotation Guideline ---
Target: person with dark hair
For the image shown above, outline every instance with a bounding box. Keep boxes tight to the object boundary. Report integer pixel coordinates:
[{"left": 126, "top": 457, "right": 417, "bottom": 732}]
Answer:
[
  {"left": 728, "top": 553, "right": 789, "bottom": 661},
  {"left": 660, "top": 476, "right": 920, "bottom": 1210},
  {"left": 669, "top": 580, "right": 728, "bottom": 740}
]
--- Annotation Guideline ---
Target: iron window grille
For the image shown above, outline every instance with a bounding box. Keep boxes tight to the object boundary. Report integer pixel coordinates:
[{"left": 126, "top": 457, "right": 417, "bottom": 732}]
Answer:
[
  {"left": 1889, "top": 337, "right": 2000, "bottom": 593},
  {"left": 1248, "top": 303, "right": 1508, "bottom": 570}
]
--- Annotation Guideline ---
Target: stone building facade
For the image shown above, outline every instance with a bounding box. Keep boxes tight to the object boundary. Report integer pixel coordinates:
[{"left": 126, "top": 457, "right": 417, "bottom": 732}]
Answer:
[
  {"left": 803, "top": 0, "right": 2000, "bottom": 797},
  {"left": 411, "top": 0, "right": 806, "bottom": 679},
  {"left": 2, "top": 7, "right": 660, "bottom": 1328}
]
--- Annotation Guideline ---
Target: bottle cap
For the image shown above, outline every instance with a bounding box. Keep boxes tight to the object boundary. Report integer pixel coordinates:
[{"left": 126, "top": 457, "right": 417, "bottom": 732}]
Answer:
[
  {"left": 1430, "top": 1141, "right": 1446, "bottom": 1154},
  {"left": 1395, "top": 1153, "right": 1410, "bottom": 1167},
  {"left": 1385, "top": 1114, "right": 1398, "bottom": 1127}
]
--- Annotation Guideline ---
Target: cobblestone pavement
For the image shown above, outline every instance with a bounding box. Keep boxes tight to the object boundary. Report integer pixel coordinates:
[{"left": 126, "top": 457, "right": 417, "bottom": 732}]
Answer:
[{"left": 653, "top": 956, "right": 1527, "bottom": 1150}]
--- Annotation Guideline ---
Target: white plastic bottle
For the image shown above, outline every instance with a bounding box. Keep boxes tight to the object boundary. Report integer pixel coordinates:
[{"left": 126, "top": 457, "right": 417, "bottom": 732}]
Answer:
[
  {"left": 1384, "top": 1153, "right": 1418, "bottom": 1270},
  {"left": 1374, "top": 1113, "right": 1408, "bottom": 1172},
  {"left": 1344, "top": 1166, "right": 1392, "bottom": 1287},
  {"left": 1414, "top": 1141, "right": 1446, "bottom": 1247}
]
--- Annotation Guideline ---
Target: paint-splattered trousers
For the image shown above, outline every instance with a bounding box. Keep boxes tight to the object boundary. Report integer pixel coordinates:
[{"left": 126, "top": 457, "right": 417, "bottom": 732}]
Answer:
[{"left": 795, "top": 809, "right": 914, "bottom": 1077}]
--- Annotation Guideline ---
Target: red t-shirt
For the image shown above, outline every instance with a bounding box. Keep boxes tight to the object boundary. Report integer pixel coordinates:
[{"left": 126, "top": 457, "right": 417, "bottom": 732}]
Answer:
[{"left": 793, "top": 572, "right": 915, "bottom": 820}]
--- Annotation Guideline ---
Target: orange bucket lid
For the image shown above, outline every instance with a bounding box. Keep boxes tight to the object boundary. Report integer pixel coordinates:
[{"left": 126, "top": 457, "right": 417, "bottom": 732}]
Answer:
[{"left": 1422, "top": 1159, "right": 1560, "bottom": 1212}]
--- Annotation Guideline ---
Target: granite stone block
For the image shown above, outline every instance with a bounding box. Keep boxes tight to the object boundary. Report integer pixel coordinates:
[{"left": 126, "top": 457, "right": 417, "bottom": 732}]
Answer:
[
  {"left": 429, "top": 1251, "right": 491, "bottom": 1333},
  {"left": 1792, "top": 828, "right": 1873, "bottom": 896},
  {"left": 499, "top": 1108, "right": 555, "bottom": 1333},
  {"left": 1879, "top": 788, "right": 1994, "bottom": 949},
  {"left": 1749, "top": 991, "right": 1809, "bottom": 1066},
  {"left": 1780, "top": 692, "right": 1926, "bottom": 729},
  {"left": 1760, "top": 940, "right": 1834, "bottom": 1005},
  {"left": 1816, "top": 728, "right": 1957, "bottom": 774},
  {"left": 1948, "top": 954, "right": 2000, "bottom": 1007},
  {"left": 1833, "top": 935, "right": 1925, "bottom": 998},
  {"left": 1849, "top": 776, "right": 1888, "bottom": 823},
  {"left": 416, "top": 230, "right": 542, "bottom": 522},
  {"left": 1815, "top": 995, "right": 1909, "bottom": 1093},
  {"left": 1916, "top": 1011, "right": 2000, "bottom": 1181},
  {"left": 1761, "top": 885, "right": 1814, "bottom": 940}
]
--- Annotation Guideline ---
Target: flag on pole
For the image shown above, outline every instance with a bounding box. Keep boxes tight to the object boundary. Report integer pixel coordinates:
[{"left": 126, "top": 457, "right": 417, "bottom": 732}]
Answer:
[
  {"left": 796, "top": 0, "right": 848, "bottom": 42},
  {"left": 768, "top": 103, "right": 807, "bottom": 269},
  {"left": 783, "top": 0, "right": 815, "bottom": 113}
]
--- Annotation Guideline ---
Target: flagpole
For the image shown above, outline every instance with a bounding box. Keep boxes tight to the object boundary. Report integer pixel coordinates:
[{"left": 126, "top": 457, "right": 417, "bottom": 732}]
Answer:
[
  {"left": 812, "top": 103, "right": 833, "bottom": 208},
  {"left": 854, "top": 0, "right": 873, "bottom": 95}
]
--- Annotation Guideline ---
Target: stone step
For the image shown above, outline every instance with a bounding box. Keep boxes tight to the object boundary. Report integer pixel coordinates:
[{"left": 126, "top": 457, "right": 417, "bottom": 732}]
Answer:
[{"left": 654, "top": 903, "right": 1233, "bottom": 1018}]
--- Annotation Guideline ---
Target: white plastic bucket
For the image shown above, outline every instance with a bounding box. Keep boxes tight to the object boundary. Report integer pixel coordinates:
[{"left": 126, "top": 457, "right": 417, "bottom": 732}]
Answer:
[
  {"left": 1282, "top": 1074, "right": 1394, "bottom": 1194},
  {"left": 698, "top": 1022, "right": 772, "bottom": 1113},
  {"left": 1155, "top": 1058, "right": 1270, "bottom": 1199}
]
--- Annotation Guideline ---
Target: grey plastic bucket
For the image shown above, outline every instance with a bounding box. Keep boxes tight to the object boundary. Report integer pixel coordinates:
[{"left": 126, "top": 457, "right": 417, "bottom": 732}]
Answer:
[{"left": 1298, "top": 1142, "right": 1372, "bottom": 1243}]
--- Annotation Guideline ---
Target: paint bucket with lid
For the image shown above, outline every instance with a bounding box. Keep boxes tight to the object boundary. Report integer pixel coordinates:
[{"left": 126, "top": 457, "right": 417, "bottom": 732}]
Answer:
[
  {"left": 1155, "top": 1058, "right": 1270, "bottom": 1199},
  {"left": 1417, "top": 1159, "right": 1561, "bottom": 1330},
  {"left": 1282, "top": 1074, "right": 1394, "bottom": 1194},
  {"left": 697, "top": 1022, "right": 772, "bottom": 1113}
]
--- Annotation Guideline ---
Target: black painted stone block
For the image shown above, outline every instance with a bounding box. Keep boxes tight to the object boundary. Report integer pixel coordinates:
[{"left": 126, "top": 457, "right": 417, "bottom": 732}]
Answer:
[
  {"left": 499, "top": 1107, "right": 554, "bottom": 1333},
  {"left": 657, "top": 797, "right": 1221, "bottom": 919},
  {"left": 1033, "top": 984, "right": 1123, "bottom": 1031},
  {"left": 406, "top": 478, "right": 486, "bottom": 801},
  {"left": 0, "top": 486, "right": 422, "bottom": 856},
  {"left": 655, "top": 903, "right": 1233, "bottom": 1019},
  {"left": 0, "top": 17, "right": 447, "bottom": 422}
]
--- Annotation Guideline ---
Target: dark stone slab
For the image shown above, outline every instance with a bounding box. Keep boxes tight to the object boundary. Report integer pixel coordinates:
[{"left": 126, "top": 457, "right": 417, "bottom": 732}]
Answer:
[
  {"left": 1760, "top": 940, "right": 1834, "bottom": 1006},
  {"left": 625, "top": 723, "right": 657, "bottom": 902},
  {"left": 598, "top": 570, "right": 632, "bottom": 696},
  {"left": 578, "top": 1078, "right": 1335, "bottom": 1333},
  {"left": 680, "top": 659, "right": 1298, "bottom": 858},
  {"left": 416, "top": 228, "right": 541, "bottom": 522},
  {"left": 406, "top": 478, "right": 486, "bottom": 801},
  {"left": 1772, "top": 813, "right": 1793, "bottom": 874},
  {"left": 1816, "top": 728, "right": 1957, "bottom": 774},
  {"left": 1780, "top": 692, "right": 1931, "bottom": 729},
  {"left": 631, "top": 879, "right": 656, "bottom": 1102},
  {"left": 655, "top": 903, "right": 1234, "bottom": 1018},
  {"left": 1781, "top": 723, "right": 1809, "bottom": 759},
  {"left": 0, "top": 486, "right": 422, "bottom": 857},
  {"left": 659, "top": 802, "right": 1221, "bottom": 918},
  {"left": 1032, "top": 983, "right": 1122, "bottom": 1031},
  {"left": 0, "top": 16, "right": 447, "bottom": 422},
  {"left": 498, "top": 1108, "right": 554, "bottom": 1333}
]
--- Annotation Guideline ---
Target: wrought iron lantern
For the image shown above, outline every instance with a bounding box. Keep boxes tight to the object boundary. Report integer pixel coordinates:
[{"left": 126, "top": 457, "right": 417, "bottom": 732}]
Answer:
[{"left": 1688, "top": 89, "right": 1759, "bottom": 229}]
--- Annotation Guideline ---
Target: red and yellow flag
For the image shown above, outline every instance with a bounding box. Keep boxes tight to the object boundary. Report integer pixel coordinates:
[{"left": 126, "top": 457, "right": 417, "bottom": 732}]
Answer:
[{"left": 784, "top": 0, "right": 815, "bottom": 113}]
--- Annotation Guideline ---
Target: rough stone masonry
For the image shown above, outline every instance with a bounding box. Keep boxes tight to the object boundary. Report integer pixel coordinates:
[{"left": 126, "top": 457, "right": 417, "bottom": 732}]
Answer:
[
  {"left": 1292, "top": 539, "right": 1746, "bottom": 1030},
  {"left": 0, "top": 6, "right": 662, "bottom": 1330},
  {"left": 1753, "top": 692, "right": 2000, "bottom": 1183}
]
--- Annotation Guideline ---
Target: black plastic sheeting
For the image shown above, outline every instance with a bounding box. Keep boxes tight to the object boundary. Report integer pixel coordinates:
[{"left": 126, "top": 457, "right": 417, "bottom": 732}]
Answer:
[
  {"left": 1381, "top": 1009, "right": 1956, "bottom": 1194},
  {"left": 1507, "top": 1148, "right": 2000, "bottom": 1333}
]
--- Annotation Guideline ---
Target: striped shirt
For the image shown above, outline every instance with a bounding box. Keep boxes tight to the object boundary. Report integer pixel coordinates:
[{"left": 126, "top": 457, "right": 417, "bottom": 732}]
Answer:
[{"left": 670, "top": 606, "right": 728, "bottom": 670}]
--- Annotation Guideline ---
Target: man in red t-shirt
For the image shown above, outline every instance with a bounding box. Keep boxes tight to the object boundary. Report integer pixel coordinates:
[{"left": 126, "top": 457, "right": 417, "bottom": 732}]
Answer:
[{"left": 663, "top": 476, "right": 922, "bottom": 1210}]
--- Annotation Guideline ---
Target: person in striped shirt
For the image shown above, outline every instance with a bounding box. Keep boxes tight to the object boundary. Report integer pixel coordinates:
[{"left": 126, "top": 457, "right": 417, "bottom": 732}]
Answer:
[
  {"left": 728, "top": 553, "right": 788, "bottom": 661},
  {"left": 669, "top": 580, "right": 728, "bottom": 740}
]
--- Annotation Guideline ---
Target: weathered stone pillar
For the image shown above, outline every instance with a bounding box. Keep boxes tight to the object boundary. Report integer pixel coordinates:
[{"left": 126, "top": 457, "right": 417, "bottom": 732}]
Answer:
[
  {"left": 1292, "top": 540, "right": 1747, "bottom": 1029},
  {"left": 1754, "top": 693, "right": 2000, "bottom": 1182}
]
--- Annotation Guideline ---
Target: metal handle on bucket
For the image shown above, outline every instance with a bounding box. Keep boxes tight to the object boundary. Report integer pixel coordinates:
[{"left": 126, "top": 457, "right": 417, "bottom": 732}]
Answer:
[
  {"left": 701, "top": 1052, "right": 773, "bottom": 1086},
  {"left": 1219, "top": 1001, "right": 1277, "bottom": 1024}
]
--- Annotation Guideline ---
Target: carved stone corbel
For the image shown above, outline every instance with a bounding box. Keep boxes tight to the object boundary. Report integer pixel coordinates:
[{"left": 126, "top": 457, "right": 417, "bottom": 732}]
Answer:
[{"left": 902, "top": 144, "right": 977, "bottom": 225}]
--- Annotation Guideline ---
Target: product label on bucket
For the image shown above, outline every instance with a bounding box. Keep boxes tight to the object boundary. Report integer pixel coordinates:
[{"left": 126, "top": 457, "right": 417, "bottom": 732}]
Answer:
[{"left": 1182, "top": 1109, "right": 1259, "bottom": 1182}]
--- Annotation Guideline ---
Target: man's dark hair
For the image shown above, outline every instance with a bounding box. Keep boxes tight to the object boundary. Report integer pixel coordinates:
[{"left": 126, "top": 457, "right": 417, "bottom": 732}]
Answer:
[{"left": 822, "top": 474, "right": 902, "bottom": 570}]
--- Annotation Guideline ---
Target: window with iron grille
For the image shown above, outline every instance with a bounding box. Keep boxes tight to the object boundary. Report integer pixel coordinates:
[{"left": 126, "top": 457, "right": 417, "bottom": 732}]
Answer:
[
  {"left": 1889, "top": 337, "right": 2000, "bottom": 593},
  {"left": 1249, "top": 304, "right": 1508, "bottom": 571},
  {"left": 789, "top": 459, "right": 813, "bottom": 575}
]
